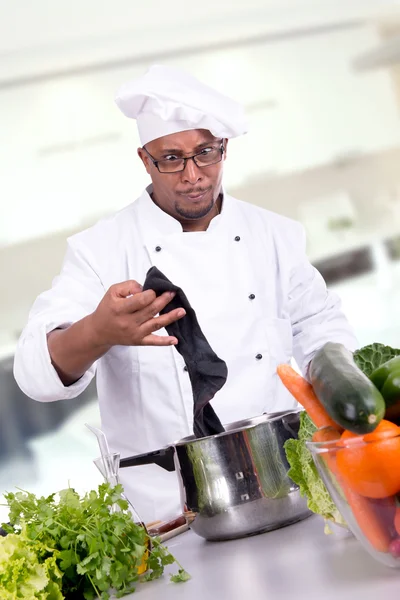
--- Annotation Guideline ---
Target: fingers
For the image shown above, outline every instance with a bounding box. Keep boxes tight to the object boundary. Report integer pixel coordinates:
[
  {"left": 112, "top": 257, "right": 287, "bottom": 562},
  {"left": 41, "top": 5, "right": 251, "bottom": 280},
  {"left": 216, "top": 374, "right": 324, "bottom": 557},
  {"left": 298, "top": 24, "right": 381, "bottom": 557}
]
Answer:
[
  {"left": 121, "top": 289, "right": 158, "bottom": 313},
  {"left": 119, "top": 290, "right": 178, "bottom": 320},
  {"left": 109, "top": 283, "right": 181, "bottom": 322},
  {"left": 111, "top": 280, "right": 143, "bottom": 298},
  {"left": 140, "top": 334, "right": 179, "bottom": 347},
  {"left": 137, "top": 291, "right": 178, "bottom": 322},
  {"left": 104, "top": 281, "right": 186, "bottom": 347},
  {"left": 109, "top": 287, "right": 157, "bottom": 315},
  {"left": 139, "top": 307, "right": 186, "bottom": 338}
]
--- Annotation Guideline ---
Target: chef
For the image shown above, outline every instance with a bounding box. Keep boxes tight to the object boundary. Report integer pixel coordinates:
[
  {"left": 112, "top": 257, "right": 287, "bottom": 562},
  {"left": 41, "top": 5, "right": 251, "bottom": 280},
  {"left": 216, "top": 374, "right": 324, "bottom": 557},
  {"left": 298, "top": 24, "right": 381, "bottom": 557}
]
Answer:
[{"left": 13, "top": 64, "right": 357, "bottom": 522}]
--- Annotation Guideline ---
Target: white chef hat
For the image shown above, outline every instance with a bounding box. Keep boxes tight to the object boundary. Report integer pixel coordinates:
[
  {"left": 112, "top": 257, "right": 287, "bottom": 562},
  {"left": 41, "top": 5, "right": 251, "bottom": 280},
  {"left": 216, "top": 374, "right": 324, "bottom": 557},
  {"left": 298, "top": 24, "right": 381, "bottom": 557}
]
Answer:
[{"left": 115, "top": 64, "right": 248, "bottom": 146}]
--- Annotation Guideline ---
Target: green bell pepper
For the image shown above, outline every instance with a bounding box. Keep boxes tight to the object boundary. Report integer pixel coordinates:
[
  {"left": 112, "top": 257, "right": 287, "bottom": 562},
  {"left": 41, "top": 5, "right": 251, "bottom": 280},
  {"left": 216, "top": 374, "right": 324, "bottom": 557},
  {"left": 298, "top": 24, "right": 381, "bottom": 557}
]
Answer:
[{"left": 370, "top": 356, "right": 400, "bottom": 407}]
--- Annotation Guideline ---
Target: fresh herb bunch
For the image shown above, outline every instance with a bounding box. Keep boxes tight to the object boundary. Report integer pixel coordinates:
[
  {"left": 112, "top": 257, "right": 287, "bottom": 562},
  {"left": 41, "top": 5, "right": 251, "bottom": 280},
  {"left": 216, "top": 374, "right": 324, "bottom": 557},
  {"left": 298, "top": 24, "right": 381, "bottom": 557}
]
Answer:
[{"left": 1, "top": 483, "right": 189, "bottom": 599}]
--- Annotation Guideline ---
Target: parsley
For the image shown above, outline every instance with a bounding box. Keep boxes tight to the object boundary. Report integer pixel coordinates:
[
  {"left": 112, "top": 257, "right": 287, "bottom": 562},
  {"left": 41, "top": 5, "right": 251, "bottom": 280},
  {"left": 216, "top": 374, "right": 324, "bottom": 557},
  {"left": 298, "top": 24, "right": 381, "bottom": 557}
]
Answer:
[{"left": 1, "top": 483, "right": 189, "bottom": 598}]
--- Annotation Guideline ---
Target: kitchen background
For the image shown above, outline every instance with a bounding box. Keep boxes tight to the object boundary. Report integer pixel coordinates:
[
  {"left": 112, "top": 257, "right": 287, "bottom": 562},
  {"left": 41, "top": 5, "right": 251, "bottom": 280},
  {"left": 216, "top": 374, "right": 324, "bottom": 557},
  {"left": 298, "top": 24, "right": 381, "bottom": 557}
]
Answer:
[{"left": 2, "top": 0, "right": 400, "bottom": 522}]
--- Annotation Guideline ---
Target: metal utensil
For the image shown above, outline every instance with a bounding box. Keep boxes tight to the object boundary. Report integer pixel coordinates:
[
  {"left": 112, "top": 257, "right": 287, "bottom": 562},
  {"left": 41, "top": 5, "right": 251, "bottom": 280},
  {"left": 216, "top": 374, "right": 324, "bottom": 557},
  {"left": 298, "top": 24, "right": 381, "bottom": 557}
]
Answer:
[
  {"left": 119, "top": 409, "right": 312, "bottom": 541},
  {"left": 87, "top": 424, "right": 192, "bottom": 542}
]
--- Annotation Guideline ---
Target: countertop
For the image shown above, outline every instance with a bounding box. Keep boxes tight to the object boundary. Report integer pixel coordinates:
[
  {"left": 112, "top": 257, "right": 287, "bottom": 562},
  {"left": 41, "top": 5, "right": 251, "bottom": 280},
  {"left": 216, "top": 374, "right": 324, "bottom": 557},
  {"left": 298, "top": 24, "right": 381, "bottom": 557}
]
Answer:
[{"left": 127, "top": 515, "right": 400, "bottom": 600}]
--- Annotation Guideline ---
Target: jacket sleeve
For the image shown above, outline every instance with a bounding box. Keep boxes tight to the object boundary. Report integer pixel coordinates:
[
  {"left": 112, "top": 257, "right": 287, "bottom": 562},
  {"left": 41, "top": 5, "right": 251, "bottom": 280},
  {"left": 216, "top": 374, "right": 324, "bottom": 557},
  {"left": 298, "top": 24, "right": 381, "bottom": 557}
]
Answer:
[
  {"left": 287, "top": 224, "right": 358, "bottom": 378},
  {"left": 13, "top": 237, "right": 105, "bottom": 402}
]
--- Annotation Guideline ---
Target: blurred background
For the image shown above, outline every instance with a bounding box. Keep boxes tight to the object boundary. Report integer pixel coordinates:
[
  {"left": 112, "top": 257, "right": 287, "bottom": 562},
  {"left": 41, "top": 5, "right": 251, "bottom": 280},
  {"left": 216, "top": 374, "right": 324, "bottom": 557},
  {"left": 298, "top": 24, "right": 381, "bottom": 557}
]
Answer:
[{"left": 2, "top": 0, "right": 400, "bottom": 520}]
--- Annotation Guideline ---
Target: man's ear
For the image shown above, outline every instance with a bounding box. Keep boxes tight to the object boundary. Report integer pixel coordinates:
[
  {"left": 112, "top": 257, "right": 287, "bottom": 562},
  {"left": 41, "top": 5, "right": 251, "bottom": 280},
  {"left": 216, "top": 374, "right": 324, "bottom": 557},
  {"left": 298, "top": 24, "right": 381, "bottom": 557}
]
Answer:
[{"left": 137, "top": 148, "right": 151, "bottom": 175}]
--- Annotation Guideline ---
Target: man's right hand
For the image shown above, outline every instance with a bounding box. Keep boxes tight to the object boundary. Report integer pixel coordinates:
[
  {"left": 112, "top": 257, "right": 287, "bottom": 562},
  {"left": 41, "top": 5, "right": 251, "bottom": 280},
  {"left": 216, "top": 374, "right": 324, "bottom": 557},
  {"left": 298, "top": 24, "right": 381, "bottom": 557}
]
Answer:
[
  {"left": 89, "top": 280, "right": 185, "bottom": 348},
  {"left": 47, "top": 280, "right": 186, "bottom": 386}
]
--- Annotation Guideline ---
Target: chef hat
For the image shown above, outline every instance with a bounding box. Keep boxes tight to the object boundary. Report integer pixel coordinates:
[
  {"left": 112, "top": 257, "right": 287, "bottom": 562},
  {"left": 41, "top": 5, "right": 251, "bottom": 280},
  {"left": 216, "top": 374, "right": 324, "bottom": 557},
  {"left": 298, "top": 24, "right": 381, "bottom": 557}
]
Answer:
[{"left": 115, "top": 64, "right": 248, "bottom": 146}]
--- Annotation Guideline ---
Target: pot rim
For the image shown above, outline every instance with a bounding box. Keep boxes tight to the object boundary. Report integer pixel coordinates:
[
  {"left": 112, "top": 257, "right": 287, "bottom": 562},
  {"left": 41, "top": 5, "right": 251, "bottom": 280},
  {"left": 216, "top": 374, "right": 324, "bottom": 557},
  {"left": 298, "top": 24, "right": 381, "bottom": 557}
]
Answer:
[{"left": 174, "top": 407, "right": 303, "bottom": 447}]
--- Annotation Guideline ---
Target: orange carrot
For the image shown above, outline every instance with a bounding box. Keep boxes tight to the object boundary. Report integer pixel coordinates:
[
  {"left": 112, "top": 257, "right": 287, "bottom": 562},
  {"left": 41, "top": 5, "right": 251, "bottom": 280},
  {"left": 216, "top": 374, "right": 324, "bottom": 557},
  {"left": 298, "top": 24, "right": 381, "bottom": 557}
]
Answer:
[
  {"left": 343, "top": 487, "right": 393, "bottom": 553},
  {"left": 312, "top": 427, "right": 343, "bottom": 476},
  {"left": 277, "top": 364, "right": 339, "bottom": 430},
  {"left": 312, "top": 426, "right": 341, "bottom": 445},
  {"left": 313, "top": 426, "right": 392, "bottom": 553}
]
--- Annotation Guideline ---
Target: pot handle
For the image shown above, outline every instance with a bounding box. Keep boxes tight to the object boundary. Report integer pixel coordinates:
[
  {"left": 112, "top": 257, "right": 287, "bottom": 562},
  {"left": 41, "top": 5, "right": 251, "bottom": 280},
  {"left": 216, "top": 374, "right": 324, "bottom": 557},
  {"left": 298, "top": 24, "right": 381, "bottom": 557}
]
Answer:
[
  {"left": 146, "top": 512, "right": 196, "bottom": 542},
  {"left": 119, "top": 446, "right": 175, "bottom": 472}
]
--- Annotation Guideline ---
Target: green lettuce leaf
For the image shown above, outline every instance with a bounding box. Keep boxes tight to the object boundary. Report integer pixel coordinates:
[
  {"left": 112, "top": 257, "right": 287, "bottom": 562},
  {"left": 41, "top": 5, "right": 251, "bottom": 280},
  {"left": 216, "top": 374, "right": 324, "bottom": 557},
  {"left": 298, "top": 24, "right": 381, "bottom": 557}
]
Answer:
[
  {"left": 284, "top": 412, "right": 345, "bottom": 526},
  {"left": 0, "top": 533, "right": 63, "bottom": 600},
  {"left": 353, "top": 343, "right": 400, "bottom": 377}
]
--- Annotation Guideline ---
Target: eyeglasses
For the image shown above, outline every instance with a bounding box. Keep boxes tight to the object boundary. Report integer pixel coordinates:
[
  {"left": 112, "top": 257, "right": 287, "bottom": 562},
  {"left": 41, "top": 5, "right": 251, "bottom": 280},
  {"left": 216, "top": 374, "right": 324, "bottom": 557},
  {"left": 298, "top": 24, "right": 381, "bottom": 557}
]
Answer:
[{"left": 142, "top": 141, "right": 225, "bottom": 174}]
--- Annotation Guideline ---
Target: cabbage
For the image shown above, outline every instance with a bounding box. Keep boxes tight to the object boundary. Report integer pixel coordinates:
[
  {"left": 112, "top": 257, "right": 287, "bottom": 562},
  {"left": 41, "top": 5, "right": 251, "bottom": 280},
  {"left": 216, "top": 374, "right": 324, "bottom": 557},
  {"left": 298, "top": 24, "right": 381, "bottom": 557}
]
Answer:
[{"left": 284, "top": 412, "right": 345, "bottom": 526}]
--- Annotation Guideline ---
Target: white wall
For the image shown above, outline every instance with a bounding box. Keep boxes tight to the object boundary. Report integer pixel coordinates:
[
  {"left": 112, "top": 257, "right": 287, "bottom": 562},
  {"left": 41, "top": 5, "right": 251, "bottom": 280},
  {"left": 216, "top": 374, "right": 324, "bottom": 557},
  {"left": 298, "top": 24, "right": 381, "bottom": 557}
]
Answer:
[
  {"left": 195, "top": 26, "right": 400, "bottom": 184},
  {"left": 2, "top": 25, "right": 400, "bottom": 246},
  {"left": 2, "top": 23, "right": 400, "bottom": 350},
  {"left": 1, "top": 0, "right": 398, "bottom": 79}
]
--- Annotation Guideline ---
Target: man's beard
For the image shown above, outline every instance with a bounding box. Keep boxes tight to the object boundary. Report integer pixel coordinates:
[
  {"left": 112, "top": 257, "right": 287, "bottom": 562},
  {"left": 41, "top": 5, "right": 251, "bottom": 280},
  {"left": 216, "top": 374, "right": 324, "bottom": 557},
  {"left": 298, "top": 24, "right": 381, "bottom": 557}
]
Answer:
[{"left": 175, "top": 197, "right": 215, "bottom": 220}]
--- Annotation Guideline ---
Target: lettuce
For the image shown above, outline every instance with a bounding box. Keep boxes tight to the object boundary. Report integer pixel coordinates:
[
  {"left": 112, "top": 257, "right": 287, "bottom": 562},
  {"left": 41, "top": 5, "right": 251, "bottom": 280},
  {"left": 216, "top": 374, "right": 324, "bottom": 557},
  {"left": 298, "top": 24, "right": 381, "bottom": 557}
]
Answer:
[
  {"left": 1, "top": 483, "right": 188, "bottom": 598},
  {"left": 284, "top": 412, "right": 345, "bottom": 526},
  {"left": 0, "top": 533, "right": 63, "bottom": 600}
]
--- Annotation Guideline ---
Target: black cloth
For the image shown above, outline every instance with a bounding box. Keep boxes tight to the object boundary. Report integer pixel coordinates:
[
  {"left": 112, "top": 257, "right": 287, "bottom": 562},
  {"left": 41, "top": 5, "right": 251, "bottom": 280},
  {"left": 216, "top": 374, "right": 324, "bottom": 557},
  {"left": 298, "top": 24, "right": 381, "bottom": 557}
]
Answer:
[{"left": 143, "top": 266, "right": 227, "bottom": 438}]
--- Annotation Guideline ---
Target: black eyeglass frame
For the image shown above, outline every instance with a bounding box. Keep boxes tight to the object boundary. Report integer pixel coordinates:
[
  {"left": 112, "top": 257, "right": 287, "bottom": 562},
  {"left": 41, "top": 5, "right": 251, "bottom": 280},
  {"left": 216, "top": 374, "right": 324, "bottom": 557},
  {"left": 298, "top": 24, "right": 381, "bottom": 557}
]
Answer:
[{"left": 142, "top": 140, "right": 225, "bottom": 173}]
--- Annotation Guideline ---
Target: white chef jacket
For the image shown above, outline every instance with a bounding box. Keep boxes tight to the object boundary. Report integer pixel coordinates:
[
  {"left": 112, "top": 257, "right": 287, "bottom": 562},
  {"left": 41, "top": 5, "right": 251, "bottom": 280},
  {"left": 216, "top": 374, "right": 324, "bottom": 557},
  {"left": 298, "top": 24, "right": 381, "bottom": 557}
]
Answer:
[{"left": 14, "top": 186, "right": 358, "bottom": 522}]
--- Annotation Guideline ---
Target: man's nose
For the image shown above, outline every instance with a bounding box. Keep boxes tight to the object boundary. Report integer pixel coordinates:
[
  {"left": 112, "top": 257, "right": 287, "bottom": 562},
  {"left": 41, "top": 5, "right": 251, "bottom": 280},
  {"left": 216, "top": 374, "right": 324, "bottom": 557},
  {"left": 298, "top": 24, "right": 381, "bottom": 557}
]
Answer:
[{"left": 182, "top": 157, "right": 203, "bottom": 185}]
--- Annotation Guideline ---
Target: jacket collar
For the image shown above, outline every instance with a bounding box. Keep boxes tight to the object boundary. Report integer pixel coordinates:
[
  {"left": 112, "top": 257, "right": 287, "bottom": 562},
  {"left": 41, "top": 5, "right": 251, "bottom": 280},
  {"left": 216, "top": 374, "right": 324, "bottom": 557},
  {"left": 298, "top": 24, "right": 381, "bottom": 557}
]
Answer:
[{"left": 134, "top": 184, "right": 231, "bottom": 235}]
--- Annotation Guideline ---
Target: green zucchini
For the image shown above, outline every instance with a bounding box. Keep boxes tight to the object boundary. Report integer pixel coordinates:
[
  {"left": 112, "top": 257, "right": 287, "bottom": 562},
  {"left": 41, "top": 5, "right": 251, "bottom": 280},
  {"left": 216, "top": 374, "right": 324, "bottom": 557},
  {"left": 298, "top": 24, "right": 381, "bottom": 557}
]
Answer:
[{"left": 309, "top": 342, "right": 385, "bottom": 434}]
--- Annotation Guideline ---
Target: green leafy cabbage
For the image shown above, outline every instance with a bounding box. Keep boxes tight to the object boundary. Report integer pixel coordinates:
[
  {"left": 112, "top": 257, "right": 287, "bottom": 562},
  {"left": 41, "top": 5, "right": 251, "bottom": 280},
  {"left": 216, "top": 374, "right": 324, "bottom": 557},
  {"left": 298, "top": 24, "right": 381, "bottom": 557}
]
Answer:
[
  {"left": 353, "top": 343, "right": 400, "bottom": 377},
  {"left": 284, "top": 412, "right": 345, "bottom": 526}
]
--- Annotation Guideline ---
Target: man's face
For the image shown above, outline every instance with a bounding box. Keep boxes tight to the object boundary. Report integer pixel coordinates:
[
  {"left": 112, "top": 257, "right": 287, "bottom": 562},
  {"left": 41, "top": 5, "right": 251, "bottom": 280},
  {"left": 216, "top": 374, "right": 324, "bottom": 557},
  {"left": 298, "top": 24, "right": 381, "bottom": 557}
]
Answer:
[{"left": 138, "top": 129, "right": 227, "bottom": 222}]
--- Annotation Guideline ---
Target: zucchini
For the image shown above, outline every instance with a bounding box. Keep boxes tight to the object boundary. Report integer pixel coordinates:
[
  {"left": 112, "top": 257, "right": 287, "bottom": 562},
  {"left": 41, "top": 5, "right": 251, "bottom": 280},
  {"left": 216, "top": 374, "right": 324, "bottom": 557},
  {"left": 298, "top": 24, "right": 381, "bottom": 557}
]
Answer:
[{"left": 309, "top": 342, "right": 385, "bottom": 434}]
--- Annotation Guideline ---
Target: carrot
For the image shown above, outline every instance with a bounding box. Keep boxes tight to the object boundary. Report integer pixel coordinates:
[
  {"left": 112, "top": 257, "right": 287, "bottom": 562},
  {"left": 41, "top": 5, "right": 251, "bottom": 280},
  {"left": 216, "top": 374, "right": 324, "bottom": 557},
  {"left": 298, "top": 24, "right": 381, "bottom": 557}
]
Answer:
[
  {"left": 279, "top": 365, "right": 393, "bottom": 552},
  {"left": 277, "top": 364, "right": 339, "bottom": 430},
  {"left": 312, "top": 427, "right": 341, "bottom": 446},
  {"left": 343, "top": 488, "right": 393, "bottom": 553},
  {"left": 313, "top": 426, "right": 392, "bottom": 553},
  {"left": 312, "top": 427, "right": 344, "bottom": 486}
]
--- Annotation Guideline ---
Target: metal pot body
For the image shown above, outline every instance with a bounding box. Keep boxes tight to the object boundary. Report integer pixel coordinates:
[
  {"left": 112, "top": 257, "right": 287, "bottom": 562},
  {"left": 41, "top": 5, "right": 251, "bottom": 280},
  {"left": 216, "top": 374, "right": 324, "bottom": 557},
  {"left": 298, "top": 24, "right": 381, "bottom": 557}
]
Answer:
[{"left": 173, "top": 409, "right": 311, "bottom": 541}]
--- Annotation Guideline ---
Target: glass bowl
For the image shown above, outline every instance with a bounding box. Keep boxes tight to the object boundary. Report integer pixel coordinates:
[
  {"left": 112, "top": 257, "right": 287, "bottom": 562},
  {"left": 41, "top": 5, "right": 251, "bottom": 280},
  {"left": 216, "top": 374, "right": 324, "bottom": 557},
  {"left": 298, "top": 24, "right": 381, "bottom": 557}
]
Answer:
[{"left": 306, "top": 429, "right": 400, "bottom": 568}]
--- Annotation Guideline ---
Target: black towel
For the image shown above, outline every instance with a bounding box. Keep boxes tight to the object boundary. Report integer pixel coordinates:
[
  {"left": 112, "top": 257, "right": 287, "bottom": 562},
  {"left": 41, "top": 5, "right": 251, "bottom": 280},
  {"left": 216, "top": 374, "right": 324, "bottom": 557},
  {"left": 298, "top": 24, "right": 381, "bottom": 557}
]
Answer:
[{"left": 143, "top": 266, "right": 227, "bottom": 438}]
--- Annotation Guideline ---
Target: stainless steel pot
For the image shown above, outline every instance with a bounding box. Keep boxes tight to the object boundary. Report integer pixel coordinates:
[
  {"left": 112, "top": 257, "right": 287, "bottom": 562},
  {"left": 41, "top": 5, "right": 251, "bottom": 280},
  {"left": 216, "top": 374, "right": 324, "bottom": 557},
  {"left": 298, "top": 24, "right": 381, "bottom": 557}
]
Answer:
[{"left": 120, "top": 409, "right": 311, "bottom": 541}]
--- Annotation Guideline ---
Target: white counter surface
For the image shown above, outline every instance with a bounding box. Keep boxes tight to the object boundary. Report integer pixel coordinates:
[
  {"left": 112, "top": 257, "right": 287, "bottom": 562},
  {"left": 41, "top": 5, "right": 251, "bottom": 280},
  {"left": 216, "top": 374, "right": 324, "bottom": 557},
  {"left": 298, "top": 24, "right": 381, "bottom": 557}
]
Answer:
[{"left": 128, "top": 515, "right": 400, "bottom": 600}]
